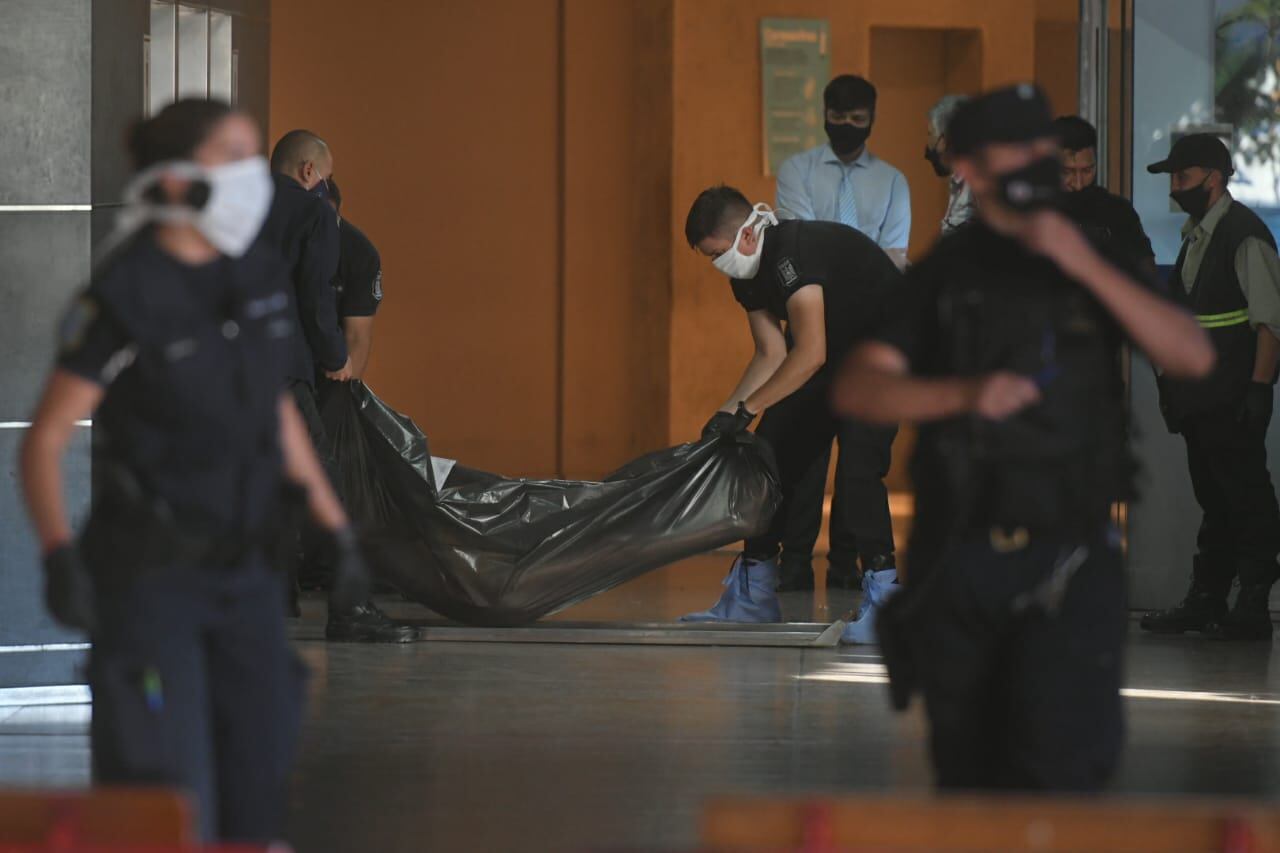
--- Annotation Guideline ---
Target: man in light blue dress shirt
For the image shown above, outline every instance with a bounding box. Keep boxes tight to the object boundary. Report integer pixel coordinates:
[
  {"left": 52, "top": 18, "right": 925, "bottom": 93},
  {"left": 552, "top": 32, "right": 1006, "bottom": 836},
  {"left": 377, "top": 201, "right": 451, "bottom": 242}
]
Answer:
[
  {"left": 772, "top": 75, "right": 909, "bottom": 594},
  {"left": 776, "top": 75, "right": 911, "bottom": 271}
]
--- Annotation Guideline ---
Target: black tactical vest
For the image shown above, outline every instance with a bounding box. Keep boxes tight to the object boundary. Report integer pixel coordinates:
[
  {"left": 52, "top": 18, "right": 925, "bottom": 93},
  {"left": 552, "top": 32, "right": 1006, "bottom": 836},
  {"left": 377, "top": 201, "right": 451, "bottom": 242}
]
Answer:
[
  {"left": 1161, "top": 201, "right": 1276, "bottom": 420},
  {"left": 911, "top": 245, "right": 1133, "bottom": 542}
]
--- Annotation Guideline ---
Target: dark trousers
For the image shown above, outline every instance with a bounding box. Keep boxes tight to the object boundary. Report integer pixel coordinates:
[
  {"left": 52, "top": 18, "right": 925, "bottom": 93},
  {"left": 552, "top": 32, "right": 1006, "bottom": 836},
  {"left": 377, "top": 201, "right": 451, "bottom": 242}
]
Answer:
[
  {"left": 288, "top": 379, "right": 342, "bottom": 592},
  {"left": 1183, "top": 410, "right": 1280, "bottom": 591},
  {"left": 89, "top": 556, "right": 306, "bottom": 843},
  {"left": 289, "top": 379, "right": 340, "bottom": 489},
  {"left": 780, "top": 442, "right": 861, "bottom": 573},
  {"left": 745, "top": 380, "right": 896, "bottom": 563},
  {"left": 915, "top": 537, "right": 1126, "bottom": 791}
]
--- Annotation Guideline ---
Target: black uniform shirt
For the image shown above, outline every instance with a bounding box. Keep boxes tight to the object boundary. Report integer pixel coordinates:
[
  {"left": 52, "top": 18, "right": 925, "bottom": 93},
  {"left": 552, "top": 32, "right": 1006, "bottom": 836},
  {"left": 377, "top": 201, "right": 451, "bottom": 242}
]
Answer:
[
  {"left": 336, "top": 219, "right": 383, "bottom": 317},
  {"left": 58, "top": 231, "right": 295, "bottom": 532},
  {"left": 1059, "top": 184, "right": 1155, "bottom": 265},
  {"left": 876, "top": 222, "right": 1162, "bottom": 546},
  {"left": 258, "top": 173, "right": 347, "bottom": 382},
  {"left": 730, "top": 219, "right": 901, "bottom": 363}
]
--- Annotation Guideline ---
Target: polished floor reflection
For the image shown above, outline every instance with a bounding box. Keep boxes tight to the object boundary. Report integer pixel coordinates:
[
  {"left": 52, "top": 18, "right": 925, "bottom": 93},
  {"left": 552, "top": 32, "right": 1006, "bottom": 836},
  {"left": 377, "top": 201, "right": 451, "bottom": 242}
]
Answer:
[{"left": 0, "top": 554, "right": 1276, "bottom": 852}]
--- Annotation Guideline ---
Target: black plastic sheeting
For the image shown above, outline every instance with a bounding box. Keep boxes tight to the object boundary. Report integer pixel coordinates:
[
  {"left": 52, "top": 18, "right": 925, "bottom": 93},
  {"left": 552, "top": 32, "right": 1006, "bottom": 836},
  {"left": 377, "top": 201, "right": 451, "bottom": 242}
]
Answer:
[{"left": 321, "top": 382, "right": 781, "bottom": 626}]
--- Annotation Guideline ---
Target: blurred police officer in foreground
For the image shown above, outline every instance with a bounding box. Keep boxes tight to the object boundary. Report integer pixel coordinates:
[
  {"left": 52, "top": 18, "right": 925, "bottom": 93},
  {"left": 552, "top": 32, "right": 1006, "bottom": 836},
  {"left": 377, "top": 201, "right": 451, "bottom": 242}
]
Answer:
[
  {"left": 20, "top": 100, "right": 371, "bottom": 843},
  {"left": 1141, "top": 133, "right": 1280, "bottom": 642},
  {"left": 263, "top": 131, "right": 418, "bottom": 643},
  {"left": 838, "top": 85, "right": 1213, "bottom": 789}
]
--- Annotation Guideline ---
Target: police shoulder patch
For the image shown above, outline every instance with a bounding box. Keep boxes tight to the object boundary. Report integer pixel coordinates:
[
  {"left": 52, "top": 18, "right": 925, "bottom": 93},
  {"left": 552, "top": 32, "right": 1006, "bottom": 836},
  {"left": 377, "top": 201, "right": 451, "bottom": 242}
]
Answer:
[
  {"left": 57, "top": 295, "right": 98, "bottom": 354},
  {"left": 777, "top": 258, "right": 800, "bottom": 288}
]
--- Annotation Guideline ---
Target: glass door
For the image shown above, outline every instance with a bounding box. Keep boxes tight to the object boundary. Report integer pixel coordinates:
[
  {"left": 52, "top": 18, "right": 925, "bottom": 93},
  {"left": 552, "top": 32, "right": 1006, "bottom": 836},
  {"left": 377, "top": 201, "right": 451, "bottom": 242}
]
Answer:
[{"left": 1120, "top": 0, "right": 1280, "bottom": 609}]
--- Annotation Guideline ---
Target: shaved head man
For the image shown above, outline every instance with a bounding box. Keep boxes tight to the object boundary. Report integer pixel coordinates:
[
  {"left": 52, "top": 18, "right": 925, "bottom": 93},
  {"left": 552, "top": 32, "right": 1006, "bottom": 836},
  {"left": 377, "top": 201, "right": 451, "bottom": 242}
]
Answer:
[
  {"left": 259, "top": 127, "right": 421, "bottom": 643},
  {"left": 270, "top": 129, "right": 333, "bottom": 192}
]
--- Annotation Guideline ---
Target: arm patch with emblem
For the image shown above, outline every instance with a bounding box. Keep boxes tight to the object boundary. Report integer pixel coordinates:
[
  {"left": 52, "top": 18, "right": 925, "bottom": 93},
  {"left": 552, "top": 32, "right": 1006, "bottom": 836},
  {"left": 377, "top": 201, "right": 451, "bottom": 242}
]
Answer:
[
  {"left": 58, "top": 295, "right": 98, "bottom": 356},
  {"left": 56, "top": 292, "right": 138, "bottom": 386},
  {"left": 776, "top": 258, "right": 801, "bottom": 291}
]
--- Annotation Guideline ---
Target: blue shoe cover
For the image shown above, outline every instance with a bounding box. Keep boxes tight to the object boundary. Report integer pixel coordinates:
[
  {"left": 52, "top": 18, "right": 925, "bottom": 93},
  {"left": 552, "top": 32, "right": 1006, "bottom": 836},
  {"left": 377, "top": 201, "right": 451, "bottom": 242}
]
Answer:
[
  {"left": 841, "top": 568, "right": 900, "bottom": 645},
  {"left": 680, "top": 556, "right": 783, "bottom": 623}
]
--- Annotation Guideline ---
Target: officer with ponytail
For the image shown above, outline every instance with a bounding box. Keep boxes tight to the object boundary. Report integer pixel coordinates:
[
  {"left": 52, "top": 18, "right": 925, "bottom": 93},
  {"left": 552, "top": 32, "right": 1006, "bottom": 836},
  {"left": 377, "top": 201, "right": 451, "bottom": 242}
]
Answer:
[{"left": 19, "top": 99, "right": 369, "bottom": 844}]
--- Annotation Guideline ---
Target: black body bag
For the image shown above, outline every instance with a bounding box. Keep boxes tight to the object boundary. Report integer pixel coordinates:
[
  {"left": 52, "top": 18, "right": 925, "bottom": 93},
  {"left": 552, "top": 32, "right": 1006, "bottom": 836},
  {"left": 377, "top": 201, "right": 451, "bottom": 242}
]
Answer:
[{"left": 322, "top": 382, "right": 781, "bottom": 626}]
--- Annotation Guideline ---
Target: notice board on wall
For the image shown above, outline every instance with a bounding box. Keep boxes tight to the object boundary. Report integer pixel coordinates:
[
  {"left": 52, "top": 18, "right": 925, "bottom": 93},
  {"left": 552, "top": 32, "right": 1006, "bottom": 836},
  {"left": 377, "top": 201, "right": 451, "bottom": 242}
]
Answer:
[{"left": 760, "top": 18, "right": 830, "bottom": 176}]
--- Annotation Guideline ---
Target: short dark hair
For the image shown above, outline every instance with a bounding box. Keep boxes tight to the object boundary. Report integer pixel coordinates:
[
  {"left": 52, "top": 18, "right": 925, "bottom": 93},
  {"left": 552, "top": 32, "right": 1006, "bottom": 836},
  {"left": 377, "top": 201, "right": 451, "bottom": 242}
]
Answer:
[
  {"left": 1053, "top": 115, "right": 1098, "bottom": 152},
  {"left": 824, "top": 75, "right": 877, "bottom": 113},
  {"left": 685, "top": 185, "right": 751, "bottom": 248},
  {"left": 270, "top": 129, "right": 328, "bottom": 174},
  {"left": 327, "top": 176, "right": 342, "bottom": 210},
  {"left": 127, "top": 99, "right": 234, "bottom": 170}
]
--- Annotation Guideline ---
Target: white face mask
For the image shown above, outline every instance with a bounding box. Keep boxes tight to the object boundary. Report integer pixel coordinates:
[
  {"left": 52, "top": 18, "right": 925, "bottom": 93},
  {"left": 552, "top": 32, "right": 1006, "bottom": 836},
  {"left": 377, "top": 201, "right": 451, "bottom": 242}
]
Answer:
[
  {"left": 107, "top": 155, "right": 275, "bottom": 260},
  {"left": 712, "top": 204, "right": 778, "bottom": 279}
]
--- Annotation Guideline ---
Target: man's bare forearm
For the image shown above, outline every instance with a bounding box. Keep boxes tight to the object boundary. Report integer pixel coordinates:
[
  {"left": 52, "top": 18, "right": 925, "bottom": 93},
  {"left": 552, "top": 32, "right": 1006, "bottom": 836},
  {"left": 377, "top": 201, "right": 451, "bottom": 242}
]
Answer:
[
  {"left": 341, "top": 316, "right": 375, "bottom": 380},
  {"left": 345, "top": 327, "right": 372, "bottom": 378},
  {"left": 1254, "top": 325, "right": 1280, "bottom": 384},
  {"left": 744, "top": 348, "right": 824, "bottom": 413},
  {"left": 722, "top": 352, "right": 785, "bottom": 412},
  {"left": 836, "top": 361, "right": 972, "bottom": 425}
]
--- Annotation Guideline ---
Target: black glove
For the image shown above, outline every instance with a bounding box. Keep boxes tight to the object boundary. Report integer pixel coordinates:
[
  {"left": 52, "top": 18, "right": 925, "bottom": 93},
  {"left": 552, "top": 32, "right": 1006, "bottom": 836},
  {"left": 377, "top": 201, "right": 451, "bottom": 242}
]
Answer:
[
  {"left": 328, "top": 527, "right": 372, "bottom": 612},
  {"left": 701, "top": 402, "right": 757, "bottom": 438},
  {"left": 44, "top": 545, "right": 96, "bottom": 633},
  {"left": 1238, "top": 382, "right": 1274, "bottom": 434}
]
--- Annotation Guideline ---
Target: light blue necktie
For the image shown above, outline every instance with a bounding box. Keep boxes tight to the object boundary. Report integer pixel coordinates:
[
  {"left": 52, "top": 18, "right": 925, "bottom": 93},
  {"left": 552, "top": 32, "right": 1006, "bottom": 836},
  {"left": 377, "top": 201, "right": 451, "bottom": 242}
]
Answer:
[{"left": 836, "top": 165, "right": 858, "bottom": 230}]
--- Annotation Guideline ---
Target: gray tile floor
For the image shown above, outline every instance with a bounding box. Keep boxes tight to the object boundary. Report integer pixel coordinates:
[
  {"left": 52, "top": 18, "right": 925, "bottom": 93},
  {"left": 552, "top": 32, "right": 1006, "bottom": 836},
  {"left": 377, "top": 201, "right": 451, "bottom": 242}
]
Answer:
[{"left": 2, "top": 555, "right": 1278, "bottom": 852}]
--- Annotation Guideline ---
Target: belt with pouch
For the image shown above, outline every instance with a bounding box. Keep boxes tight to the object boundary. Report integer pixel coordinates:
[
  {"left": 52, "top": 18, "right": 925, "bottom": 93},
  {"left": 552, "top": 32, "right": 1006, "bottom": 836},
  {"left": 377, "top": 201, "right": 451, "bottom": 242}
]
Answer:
[{"left": 80, "top": 461, "right": 307, "bottom": 575}]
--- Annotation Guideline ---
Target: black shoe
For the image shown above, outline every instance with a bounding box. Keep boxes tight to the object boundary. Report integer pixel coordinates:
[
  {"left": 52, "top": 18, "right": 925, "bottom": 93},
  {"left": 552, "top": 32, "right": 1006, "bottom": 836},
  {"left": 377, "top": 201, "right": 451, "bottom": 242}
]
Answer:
[
  {"left": 1139, "top": 588, "right": 1228, "bottom": 634},
  {"left": 326, "top": 600, "right": 421, "bottom": 643},
  {"left": 777, "top": 562, "right": 815, "bottom": 592},
  {"left": 1205, "top": 585, "right": 1275, "bottom": 641}
]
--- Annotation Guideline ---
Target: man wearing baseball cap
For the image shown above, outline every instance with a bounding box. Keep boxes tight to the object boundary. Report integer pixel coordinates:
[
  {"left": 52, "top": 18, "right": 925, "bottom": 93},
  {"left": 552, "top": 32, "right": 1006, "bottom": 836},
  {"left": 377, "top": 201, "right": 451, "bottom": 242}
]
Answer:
[
  {"left": 1141, "top": 133, "right": 1280, "bottom": 642},
  {"left": 835, "top": 85, "right": 1213, "bottom": 790}
]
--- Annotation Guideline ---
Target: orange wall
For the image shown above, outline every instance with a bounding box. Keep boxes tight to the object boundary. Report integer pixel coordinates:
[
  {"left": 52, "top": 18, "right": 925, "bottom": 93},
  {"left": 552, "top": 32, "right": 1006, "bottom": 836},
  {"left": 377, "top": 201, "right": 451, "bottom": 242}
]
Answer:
[
  {"left": 668, "top": 0, "right": 1038, "bottom": 445},
  {"left": 272, "top": 0, "right": 561, "bottom": 476},
  {"left": 272, "top": 0, "right": 1076, "bottom": 482},
  {"left": 273, "top": 0, "right": 672, "bottom": 480},
  {"left": 562, "top": 0, "right": 673, "bottom": 478},
  {"left": 1035, "top": 0, "right": 1081, "bottom": 117}
]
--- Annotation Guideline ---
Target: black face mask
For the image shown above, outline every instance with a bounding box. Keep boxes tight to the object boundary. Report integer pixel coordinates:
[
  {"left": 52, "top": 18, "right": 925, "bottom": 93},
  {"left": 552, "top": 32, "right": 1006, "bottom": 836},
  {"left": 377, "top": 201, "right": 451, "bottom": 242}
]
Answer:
[
  {"left": 924, "top": 145, "right": 950, "bottom": 177},
  {"left": 996, "top": 155, "right": 1062, "bottom": 211},
  {"left": 1170, "top": 176, "right": 1212, "bottom": 220},
  {"left": 826, "top": 121, "right": 871, "bottom": 157}
]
